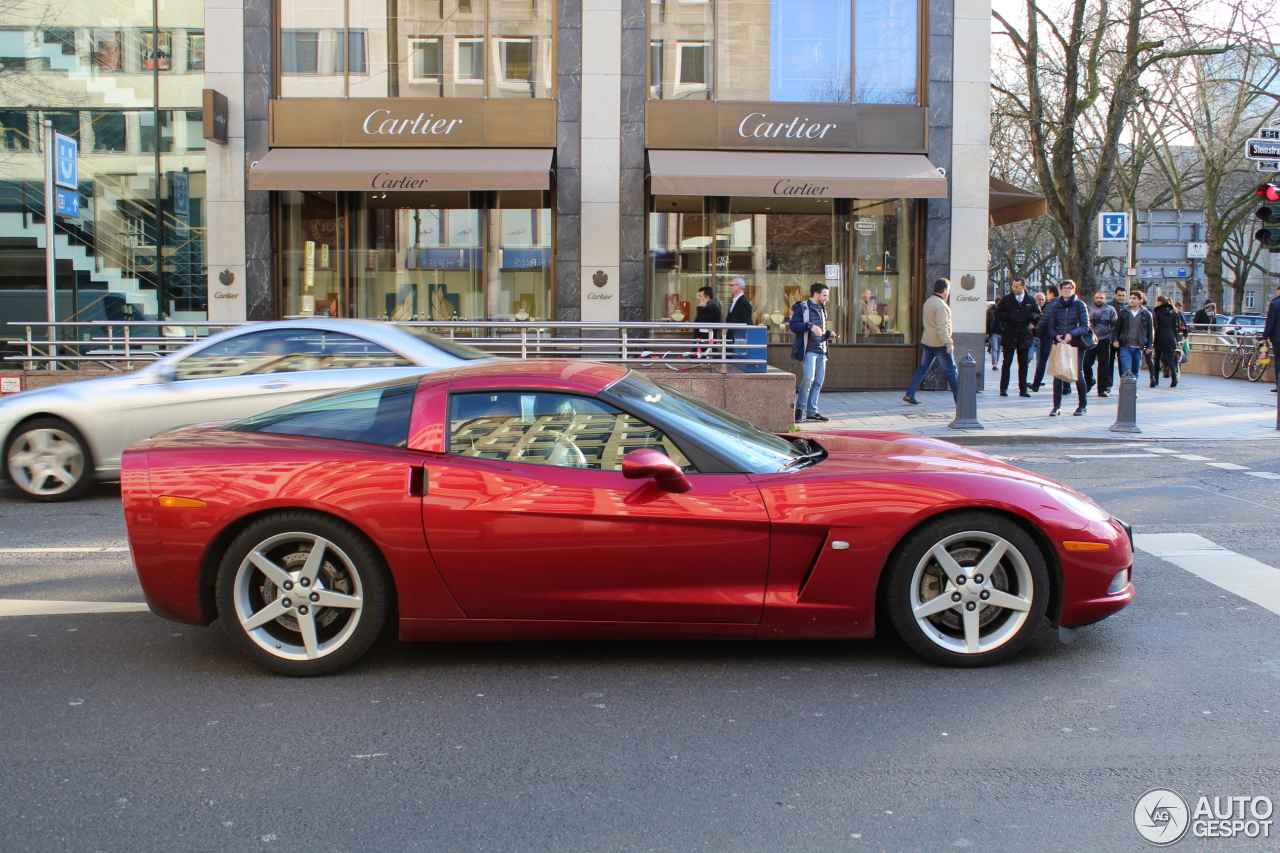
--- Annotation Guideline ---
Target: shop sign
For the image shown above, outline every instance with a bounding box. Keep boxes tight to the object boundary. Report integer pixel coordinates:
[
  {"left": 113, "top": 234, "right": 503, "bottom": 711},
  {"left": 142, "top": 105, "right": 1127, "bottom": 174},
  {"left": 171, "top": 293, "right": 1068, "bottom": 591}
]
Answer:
[
  {"left": 270, "top": 98, "right": 555, "bottom": 148},
  {"left": 202, "top": 89, "right": 228, "bottom": 144},
  {"left": 647, "top": 100, "right": 927, "bottom": 153},
  {"left": 854, "top": 219, "right": 876, "bottom": 233},
  {"left": 501, "top": 248, "right": 551, "bottom": 270},
  {"left": 415, "top": 248, "right": 481, "bottom": 270}
]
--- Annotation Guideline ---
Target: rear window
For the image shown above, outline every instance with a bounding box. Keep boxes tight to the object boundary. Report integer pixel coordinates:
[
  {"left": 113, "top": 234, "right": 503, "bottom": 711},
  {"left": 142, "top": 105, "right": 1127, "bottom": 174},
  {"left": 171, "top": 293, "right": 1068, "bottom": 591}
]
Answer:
[{"left": 227, "top": 377, "right": 419, "bottom": 448}]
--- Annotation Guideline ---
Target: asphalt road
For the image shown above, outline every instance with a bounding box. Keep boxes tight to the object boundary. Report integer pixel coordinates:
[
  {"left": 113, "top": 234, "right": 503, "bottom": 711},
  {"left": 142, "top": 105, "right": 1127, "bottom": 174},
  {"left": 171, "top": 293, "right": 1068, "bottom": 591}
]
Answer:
[{"left": 2, "top": 441, "right": 1279, "bottom": 852}]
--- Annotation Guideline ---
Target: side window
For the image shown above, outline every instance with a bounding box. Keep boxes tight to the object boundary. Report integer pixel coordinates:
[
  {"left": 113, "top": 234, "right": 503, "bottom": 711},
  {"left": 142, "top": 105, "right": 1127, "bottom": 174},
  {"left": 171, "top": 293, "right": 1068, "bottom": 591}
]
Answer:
[
  {"left": 448, "top": 391, "right": 694, "bottom": 472},
  {"left": 173, "top": 329, "right": 411, "bottom": 380},
  {"left": 228, "top": 379, "right": 418, "bottom": 447}
]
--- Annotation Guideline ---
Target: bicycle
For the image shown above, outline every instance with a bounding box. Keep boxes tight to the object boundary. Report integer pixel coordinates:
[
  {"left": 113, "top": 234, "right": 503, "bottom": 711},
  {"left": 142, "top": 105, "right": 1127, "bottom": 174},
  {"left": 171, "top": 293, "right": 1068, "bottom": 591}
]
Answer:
[
  {"left": 1221, "top": 334, "right": 1256, "bottom": 378},
  {"left": 1246, "top": 338, "right": 1272, "bottom": 382}
]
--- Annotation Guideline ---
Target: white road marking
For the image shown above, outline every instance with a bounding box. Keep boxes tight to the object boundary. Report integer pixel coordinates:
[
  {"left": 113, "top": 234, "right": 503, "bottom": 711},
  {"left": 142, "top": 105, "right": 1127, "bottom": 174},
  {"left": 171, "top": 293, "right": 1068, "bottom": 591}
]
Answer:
[
  {"left": 0, "top": 547, "right": 128, "bottom": 553},
  {"left": 0, "top": 599, "right": 148, "bottom": 617},
  {"left": 1173, "top": 454, "right": 1212, "bottom": 461},
  {"left": 1245, "top": 471, "right": 1280, "bottom": 480},
  {"left": 1206, "top": 463, "right": 1250, "bottom": 471},
  {"left": 1134, "top": 533, "right": 1280, "bottom": 617},
  {"left": 1143, "top": 448, "right": 1181, "bottom": 454},
  {"left": 1066, "top": 454, "right": 1158, "bottom": 459}
]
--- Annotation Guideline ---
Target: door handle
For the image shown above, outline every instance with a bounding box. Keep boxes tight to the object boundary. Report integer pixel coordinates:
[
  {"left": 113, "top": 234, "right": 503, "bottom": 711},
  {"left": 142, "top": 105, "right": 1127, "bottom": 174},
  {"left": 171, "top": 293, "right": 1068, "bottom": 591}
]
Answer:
[{"left": 261, "top": 380, "right": 293, "bottom": 389}]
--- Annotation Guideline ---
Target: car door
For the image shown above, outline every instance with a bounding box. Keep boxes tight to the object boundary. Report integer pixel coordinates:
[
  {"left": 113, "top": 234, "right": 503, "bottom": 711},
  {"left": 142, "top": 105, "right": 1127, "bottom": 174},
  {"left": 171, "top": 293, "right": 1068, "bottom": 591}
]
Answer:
[
  {"left": 127, "top": 327, "right": 425, "bottom": 444},
  {"left": 420, "top": 390, "right": 771, "bottom": 624}
]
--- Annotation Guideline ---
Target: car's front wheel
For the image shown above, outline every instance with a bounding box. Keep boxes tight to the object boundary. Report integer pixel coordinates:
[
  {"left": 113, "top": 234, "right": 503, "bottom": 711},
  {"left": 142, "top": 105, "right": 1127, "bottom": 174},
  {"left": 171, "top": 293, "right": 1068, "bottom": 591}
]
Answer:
[
  {"left": 885, "top": 512, "right": 1049, "bottom": 667},
  {"left": 215, "top": 512, "right": 391, "bottom": 676},
  {"left": 3, "top": 417, "right": 94, "bottom": 502}
]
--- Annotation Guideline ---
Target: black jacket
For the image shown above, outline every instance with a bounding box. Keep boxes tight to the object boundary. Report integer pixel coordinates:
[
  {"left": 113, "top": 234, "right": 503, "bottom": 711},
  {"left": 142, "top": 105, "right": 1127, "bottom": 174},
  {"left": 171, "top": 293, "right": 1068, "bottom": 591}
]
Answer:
[
  {"left": 1044, "top": 295, "right": 1090, "bottom": 341},
  {"left": 1114, "top": 307, "right": 1154, "bottom": 350},
  {"left": 1264, "top": 296, "right": 1280, "bottom": 346},
  {"left": 985, "top": 305, "right": 1002, "bottom": 336},
  {"left": 725, "top": 293, "right": 752, "bottom": 325},
  {"left": 1034, "top": 297, "right": 1058, "bottom": 338},
  {"left": 694, "top": 298, "right": 722, "bottom": 327},
  {"left": 1192, "top": 307, "right": 1217, "bottom": 326},
  {"left": 1152, "top": 304, "right": 1182, "bottom": 351},
  {"left": 994, "top": 292, "right": 1041, "bottom": 350}
]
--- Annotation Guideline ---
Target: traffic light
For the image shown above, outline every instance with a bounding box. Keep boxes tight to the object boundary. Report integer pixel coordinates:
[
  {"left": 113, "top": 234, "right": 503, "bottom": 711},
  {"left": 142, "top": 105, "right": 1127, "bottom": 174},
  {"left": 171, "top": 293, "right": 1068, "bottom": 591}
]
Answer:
[{"left": 1257, "top": 183, "right": 1280, "bottom": 249}]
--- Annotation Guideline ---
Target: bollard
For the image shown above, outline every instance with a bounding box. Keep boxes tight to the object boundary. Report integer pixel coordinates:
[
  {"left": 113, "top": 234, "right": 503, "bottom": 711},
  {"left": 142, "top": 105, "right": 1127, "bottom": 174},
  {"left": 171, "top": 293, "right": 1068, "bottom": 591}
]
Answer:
[
  {"left": 1110, "top": 371, "right": 1141, "bottom": 433},
  {"left": 949, "top": 353, "right": 984, "bottom": 430}
]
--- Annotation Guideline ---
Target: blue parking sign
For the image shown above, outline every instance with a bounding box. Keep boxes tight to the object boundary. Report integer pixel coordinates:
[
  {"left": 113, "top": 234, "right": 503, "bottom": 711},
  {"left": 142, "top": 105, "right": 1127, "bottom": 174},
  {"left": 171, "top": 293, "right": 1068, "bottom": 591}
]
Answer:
[
  {"left": 54, "top": 188, "right": 79, "bottom": 217},
  {"left": 1099, "top": 212, "right": 1129, "bottom": 241},
  {"left": 53, "top": 132, "right": 78, "bottom": 190}
]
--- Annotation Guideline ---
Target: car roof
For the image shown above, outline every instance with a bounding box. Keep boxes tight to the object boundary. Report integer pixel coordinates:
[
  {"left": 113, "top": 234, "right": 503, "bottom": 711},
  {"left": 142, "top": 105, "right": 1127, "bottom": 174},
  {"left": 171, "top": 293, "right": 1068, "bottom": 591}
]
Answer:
[{"left": 435, "top": 359, "right": 629, "bottom": 393}]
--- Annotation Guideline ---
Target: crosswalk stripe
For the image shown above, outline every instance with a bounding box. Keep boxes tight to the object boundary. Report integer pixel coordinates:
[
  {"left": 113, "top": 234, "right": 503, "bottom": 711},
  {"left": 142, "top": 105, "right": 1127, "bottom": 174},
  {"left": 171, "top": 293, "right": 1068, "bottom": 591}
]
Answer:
[
  {"left": 1245, "top": 471, "right": 1280, "bottom": 480},
  {"left": 0, "top": 599, "right": 148, "bottom": 617},
  {"left": 1134, "top": 533, "right": 1280, "bottom": 617}
]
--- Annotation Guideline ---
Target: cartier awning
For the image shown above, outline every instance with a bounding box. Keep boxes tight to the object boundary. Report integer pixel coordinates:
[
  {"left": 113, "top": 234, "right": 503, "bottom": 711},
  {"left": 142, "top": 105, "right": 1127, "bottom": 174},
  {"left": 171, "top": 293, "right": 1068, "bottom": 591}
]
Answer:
[
  {"left": 989, "top": 176, "right": 1047, "bottom": 226},
  {"left": 247, "top": 148, "right": 553, "bottom": 192},
  {"left": 647, "top": 150, "right": 948, "bottom": 199}
]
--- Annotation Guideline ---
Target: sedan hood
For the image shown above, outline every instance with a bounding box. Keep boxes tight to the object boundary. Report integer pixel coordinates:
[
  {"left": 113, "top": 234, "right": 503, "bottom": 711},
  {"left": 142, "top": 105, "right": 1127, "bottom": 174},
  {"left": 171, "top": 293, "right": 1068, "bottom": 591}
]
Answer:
[{"left": 794, "top": 430, "right": 1059, "bottom": 487}]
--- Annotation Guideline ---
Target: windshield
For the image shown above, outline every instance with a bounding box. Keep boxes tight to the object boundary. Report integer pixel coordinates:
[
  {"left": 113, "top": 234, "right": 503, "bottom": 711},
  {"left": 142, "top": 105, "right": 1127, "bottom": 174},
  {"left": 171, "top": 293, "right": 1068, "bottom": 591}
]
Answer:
[
  {"left": 397, "top": 327, "right": 492, "bottom": 360},
  {"left": 604, "top": 372, "right": 809, "bottom": 474}
]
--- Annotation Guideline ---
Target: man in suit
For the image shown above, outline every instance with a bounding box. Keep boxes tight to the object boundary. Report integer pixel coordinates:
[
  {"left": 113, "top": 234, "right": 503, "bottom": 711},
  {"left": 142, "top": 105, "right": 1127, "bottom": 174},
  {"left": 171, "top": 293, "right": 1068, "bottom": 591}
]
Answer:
[
  {"left": 1264, "top": 284, "right": 1280, "bottom": 391},
  {"left": 725, "top": 277, "right": 752, "bottom": 325},
  {"left": 994, "top": 277, "right": 1040, "bottom": 396}
]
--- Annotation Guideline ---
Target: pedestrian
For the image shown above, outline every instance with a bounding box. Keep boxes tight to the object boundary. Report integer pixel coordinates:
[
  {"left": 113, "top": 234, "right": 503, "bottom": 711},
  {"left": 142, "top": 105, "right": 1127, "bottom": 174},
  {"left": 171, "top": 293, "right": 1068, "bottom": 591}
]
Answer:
[
  {"left": 694, "top": 285, "right": 721, "bottom": 346},
  {"left": 1106, "top": 285, "right": 1127, "bottom": 387},
  {"left": 1044, "top": 280, "right": 1091, "bottom": 416},
  {"left": 1138, "top": 292, "right": 1157, "bottom": 378},
  {"left": 1152, "top": 295, "right": 1182, "bottom": 387},
  {"left": 1030, "top": 284, "right": 1060, "bottom": 392},
  {"left": 725, "top": 276, "right": 753, "bottom": 359},
  {"left": 994, "top": 277, "right": 1040, "bottom": 396},
  {"left": 986, "top": 301, "right": 1002, "bottom": 371},
  {"left": 725, "top": 277, "right": 752, "bottom": 325},
  {"left": 1083, "top": 289, "right": 1118, "bottom": 398},
  {"left": 1262, "top": 284, "right": 1280, "bottom": 391},
  {"left": 790, "top": 283, "right": 838, "bottom": 422},
  {"left": 903, "top": 279, "right": 960, "bottom": 405},
  {"left": 1113, "top": 290, "right": 1154, "bottom": 386},
  {"left": 1193, "top": 301, "right": 1218, "bottom": 326}
]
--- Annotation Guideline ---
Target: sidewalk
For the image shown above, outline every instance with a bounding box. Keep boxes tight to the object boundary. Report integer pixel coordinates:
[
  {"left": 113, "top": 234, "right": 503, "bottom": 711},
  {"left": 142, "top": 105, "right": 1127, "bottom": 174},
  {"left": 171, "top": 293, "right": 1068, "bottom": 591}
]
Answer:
[{"left": 818, "top": 371, "right": 1280, "bottom": 443}]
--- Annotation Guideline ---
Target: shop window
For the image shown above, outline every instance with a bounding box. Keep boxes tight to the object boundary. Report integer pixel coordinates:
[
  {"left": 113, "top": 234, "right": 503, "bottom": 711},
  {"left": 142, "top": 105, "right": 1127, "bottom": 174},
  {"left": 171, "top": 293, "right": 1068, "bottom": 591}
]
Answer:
[
  {"left": 186, "top": 31, "right": 205, "bottom": 72},
  {"left": 650, "top": 0, "right": 919, "bottom": 105}
]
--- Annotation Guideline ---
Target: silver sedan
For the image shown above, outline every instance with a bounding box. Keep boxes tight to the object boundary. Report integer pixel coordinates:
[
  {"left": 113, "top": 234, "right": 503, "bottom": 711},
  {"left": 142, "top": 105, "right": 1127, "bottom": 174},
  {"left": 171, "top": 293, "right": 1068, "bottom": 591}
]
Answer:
[{"left": 1, "top": 320, "right": 490, "bottom": 501}]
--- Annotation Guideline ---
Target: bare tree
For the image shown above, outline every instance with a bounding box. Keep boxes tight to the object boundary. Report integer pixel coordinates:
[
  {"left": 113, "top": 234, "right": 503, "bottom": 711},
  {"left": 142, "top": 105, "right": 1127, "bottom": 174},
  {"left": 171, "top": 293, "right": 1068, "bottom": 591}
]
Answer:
[{"left": 993, "top": 0, "right": 1238, "bottom": 291}]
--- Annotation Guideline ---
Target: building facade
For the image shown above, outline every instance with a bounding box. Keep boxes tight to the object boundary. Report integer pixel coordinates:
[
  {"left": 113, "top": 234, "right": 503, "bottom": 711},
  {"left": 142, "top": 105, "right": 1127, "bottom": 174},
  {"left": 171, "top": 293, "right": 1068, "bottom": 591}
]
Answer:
[{"left": 2, "top": 0, "right": 1006, "bottom": 387}]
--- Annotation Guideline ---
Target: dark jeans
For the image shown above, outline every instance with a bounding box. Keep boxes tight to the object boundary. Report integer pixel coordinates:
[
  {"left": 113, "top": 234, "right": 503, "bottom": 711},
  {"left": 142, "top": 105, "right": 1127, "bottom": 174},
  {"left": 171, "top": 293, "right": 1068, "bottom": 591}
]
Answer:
[
  {"left": 1154, "top": 348, "right": 1180, "bottom": 384},
  {"left": 1082, "top": 339, "right": 1114, "bottom": 392},
  {"left": 1052, "top": 346, "right": 1088, "bottom": 410},
  {"left": 905, "top": 345, "right": 959, "bottom": 400},
  {"left": 1032, "top": 336, "right": 1052, "bottom": 388},
  {"left": 1000, "top": 345, "right": 1031, "bottom": 392}
]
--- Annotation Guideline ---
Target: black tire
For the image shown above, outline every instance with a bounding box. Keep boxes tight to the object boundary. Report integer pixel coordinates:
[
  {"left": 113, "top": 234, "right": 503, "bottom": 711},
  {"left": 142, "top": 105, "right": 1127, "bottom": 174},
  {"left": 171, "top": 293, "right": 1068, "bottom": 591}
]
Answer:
[
  {"left": 1222, "top": 350, "right": 1241, "bottom": 378},
  {"left": 215, "top": 511, "right": 391, "bottom": 676},
  {"left": 884, "top": 511, "right": 1050, "bottom": 667},
  {"left": 3, "top": 417, "right": 95, "bottom": 502}
]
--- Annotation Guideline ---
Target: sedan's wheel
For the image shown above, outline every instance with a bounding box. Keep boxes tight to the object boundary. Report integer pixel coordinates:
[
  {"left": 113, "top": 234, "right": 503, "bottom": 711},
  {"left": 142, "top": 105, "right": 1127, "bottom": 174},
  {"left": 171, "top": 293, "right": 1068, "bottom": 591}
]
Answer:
[
  {"left": 4, "top": 418, "right": 93, "bottom": 502},
  {"left": 886, "top": 512, "right": 1049, "bottom": 667},
  {"left": 215, "top": 512, "right": 390, "bottom": 676}
]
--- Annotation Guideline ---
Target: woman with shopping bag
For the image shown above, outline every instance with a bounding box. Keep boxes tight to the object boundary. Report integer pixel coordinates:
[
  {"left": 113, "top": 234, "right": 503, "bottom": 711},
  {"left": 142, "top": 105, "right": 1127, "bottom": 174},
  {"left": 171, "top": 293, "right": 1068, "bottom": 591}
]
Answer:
[{"left": 1043, "top": 280, "right": 1093, "bottom": 416}]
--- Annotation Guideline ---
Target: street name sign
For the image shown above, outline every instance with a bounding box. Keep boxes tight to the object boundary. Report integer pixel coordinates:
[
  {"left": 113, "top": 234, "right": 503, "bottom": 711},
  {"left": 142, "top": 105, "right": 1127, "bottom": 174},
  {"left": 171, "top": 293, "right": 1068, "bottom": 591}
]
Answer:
[{"left": 1246, "top": 138, "right": 1280, "bottom": 160}]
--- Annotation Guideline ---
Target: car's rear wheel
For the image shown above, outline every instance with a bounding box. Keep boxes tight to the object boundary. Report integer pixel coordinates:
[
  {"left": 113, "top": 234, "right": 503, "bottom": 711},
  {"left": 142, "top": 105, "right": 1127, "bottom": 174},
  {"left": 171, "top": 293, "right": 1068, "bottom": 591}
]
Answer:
[
  {"left": 3, "top": 417, "right": 94, "bottom": 502},
  {"left": 885, "top": 512, "right": 1049, "bottom": 667},
  {"left": 215, "top": 512, "right": 390, "bottom": 676}
]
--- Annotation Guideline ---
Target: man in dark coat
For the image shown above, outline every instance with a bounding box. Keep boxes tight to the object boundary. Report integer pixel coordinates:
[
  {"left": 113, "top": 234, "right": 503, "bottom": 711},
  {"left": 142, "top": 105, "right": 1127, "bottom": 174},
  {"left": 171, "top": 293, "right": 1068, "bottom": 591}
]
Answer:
[
  {"left": 1043, "top": 280, "right": 1091, "bottom": 416},
  {"left": 1151, "top": 295, "right": 1182, "bottom": 388},
  {"left": 694, "top": 285, "right": 722, "bottom": 336},
  {"left": 993, "top": 277, "right": 1040, "bottom": 396},
  {"left": 1263, "top": 284, "right": 1280, "bottom": 391},
  {"left": 1114, "top": 291, "right": 1154, "bottom": 384},
  {"left": 1030, "top": 284, "right": 1060, "bottom": 391},
  {"left": 1083, "top": 289, "right": 1118, "bottom": 397}
]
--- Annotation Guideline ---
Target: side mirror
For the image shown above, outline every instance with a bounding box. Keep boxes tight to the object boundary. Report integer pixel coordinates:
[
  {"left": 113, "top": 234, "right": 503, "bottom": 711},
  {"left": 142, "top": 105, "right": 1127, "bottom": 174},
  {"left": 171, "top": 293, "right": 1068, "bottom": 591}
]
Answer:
[
  {"left": 622, "top": 448, "right": 691, "bottom": 494},
  {"left": 152, "top": 364, "right": 176, "bottom": 383}
]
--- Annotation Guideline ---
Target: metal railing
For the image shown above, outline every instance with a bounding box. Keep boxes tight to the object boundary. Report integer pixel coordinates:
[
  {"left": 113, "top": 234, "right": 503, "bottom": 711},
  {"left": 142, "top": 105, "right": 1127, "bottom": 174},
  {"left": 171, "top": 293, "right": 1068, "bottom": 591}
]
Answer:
[{"left": 5, "top": 319, "right": 769, "bottom": 371}]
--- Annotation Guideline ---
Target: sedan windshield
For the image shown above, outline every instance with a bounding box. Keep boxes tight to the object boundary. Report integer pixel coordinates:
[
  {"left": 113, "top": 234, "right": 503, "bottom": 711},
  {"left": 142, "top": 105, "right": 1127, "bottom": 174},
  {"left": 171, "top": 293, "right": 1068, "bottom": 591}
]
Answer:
[
  {"left": 604, "top": 372, "right": 810, "bottom": 474},
  {"left": 396, "top": 327, "right": 492, "bottom": 360}
]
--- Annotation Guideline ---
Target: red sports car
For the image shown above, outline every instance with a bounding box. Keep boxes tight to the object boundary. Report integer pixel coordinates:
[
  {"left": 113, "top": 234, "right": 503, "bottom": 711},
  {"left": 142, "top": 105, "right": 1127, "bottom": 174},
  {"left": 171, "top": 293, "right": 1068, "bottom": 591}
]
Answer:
[{"left": 122, "top": 360, "right": 1134, "bottom": 676}]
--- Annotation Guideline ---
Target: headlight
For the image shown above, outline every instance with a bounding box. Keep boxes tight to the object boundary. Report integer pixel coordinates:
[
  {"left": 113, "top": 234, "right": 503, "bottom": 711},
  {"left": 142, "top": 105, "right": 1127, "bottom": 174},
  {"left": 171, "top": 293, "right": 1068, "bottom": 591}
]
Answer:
[{"left": 1042, "top": 485, "right": 1111, "bottom": 522}]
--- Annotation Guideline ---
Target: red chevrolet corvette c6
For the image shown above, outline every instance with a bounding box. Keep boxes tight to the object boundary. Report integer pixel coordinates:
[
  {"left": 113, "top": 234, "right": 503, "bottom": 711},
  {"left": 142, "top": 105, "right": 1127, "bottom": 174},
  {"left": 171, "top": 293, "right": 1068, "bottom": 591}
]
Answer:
[{"left": 122, "top": 360, "right": 1134, "bottom": 676}]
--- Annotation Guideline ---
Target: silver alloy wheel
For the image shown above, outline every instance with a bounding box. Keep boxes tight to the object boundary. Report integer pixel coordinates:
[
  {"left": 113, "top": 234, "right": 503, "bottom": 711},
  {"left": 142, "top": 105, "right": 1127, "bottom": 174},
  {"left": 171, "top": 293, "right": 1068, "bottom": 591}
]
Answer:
[
  {"left": 232, "top": 532, "right": 365, "bottom": 662},
  {"left": 908, "top": 530, "right": 1035, "bottom": 655},
  {"left": 7, "top": 427, "right": 85, "bottom": 496}
]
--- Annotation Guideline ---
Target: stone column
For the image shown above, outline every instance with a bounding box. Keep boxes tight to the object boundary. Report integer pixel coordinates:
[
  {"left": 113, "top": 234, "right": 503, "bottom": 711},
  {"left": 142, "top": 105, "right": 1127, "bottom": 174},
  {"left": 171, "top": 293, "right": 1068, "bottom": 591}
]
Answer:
[
  {"left": 947, "top": 0, "right": 992, "bottom": 372},
  {"left": 242, "top": 0, "right": 273, "bottom": 319},
  {"left": 203, "top": 0, "right": 246, "bottom": 321},
  {"left": 579, "top": 0, "right": 622, "bottom": 321}
]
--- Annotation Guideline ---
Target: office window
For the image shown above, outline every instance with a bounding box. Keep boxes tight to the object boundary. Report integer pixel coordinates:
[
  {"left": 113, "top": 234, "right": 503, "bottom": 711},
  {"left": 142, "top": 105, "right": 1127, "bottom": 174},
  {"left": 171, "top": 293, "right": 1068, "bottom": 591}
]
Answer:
[
  {"left": 281, "top": 30, "right": 319, "bottom": 74},
  {"left": 457, "top": 38, "right": 483, "bottom": 81},
  {"left": 410, "top": 37, "right": 442, "bottom": 80},
  {"left": 334, "top": 29, "right": 367, "bottom": 75},
  {"left": 498, "top": 37, "right": 534, "bottom": 83}
]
